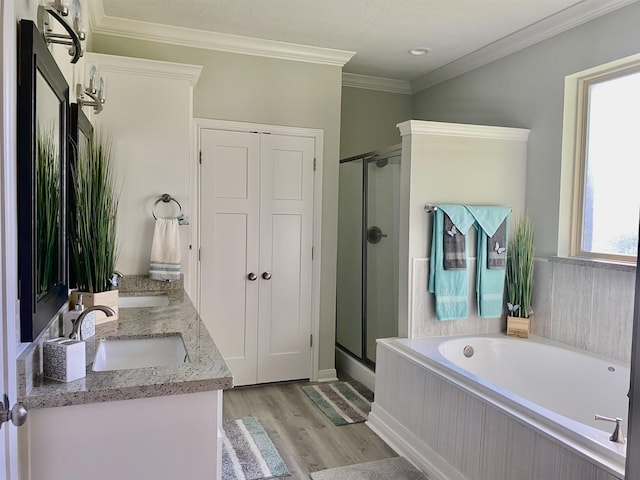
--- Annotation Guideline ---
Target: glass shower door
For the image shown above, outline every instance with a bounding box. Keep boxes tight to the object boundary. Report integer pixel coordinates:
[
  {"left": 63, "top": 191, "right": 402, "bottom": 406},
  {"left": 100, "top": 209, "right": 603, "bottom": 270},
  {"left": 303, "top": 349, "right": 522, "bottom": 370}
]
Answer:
[
  {"left": 336, "top": 159, "right": 363, "bottom": 358},
  {"left": 365, "top": 153, "right": 400, "bottom": 364}
]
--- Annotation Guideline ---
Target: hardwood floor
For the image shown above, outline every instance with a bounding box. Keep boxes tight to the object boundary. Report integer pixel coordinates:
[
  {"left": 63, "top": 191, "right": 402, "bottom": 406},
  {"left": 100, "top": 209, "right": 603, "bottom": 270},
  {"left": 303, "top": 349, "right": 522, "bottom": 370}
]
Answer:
[{"left": 222, "top": 379, "right": 398, "bottom": 479}]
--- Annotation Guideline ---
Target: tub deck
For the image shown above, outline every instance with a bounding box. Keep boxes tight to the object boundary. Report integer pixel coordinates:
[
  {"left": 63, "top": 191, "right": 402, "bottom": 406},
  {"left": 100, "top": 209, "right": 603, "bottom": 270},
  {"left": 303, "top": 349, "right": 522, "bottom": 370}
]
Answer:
[{"left": 369, "top": 334, "right": 626, "bottom": 480}]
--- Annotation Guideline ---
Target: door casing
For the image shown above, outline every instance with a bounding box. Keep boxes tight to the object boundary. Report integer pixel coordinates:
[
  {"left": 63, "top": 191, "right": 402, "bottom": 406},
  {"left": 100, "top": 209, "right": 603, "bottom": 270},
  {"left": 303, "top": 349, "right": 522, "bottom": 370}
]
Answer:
[{"left": 2, "top": 0, "right": 21, "bottom": 476}]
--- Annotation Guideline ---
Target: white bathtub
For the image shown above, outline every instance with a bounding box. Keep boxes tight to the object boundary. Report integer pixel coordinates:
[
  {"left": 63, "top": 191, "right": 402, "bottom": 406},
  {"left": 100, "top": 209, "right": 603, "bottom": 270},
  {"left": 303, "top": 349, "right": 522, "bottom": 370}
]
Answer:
[{"left": 369, "top": 334, "right": 629, "bottom": 480}]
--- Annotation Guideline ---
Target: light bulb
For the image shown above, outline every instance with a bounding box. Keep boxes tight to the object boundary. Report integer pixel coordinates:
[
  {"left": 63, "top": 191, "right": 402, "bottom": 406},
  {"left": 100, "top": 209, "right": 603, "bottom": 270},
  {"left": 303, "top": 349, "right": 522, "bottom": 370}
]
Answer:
[
  {"left": 73, "top": 0, "right": 87, "bottom": 32},
  {"left": 99, "top": 77, "right": 106, "bottom": 102},
  {"left": 88, "top": 66, "right": 97, "bottom": 93},
  {"left": 73, "top": 13, "right": 88, "bottom": 38},
  {"left": 59, "top": 0, "right": 72, "bottom": 14}
]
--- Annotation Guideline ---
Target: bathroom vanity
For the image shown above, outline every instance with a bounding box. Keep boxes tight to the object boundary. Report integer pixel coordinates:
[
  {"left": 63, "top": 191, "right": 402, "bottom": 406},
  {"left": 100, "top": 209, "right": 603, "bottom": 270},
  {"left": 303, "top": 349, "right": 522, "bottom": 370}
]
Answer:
[{"left": 17, "top": 288, "right": 233, "bottom": 480}]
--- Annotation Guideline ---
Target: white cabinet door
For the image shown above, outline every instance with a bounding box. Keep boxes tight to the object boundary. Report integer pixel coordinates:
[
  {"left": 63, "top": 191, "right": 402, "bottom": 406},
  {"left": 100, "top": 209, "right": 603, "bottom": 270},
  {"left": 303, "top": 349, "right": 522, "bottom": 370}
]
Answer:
[
  {"left": 257, "top": 134, "right": 314, "bottom": 383},
  {"left": 199, "top": 129, "right": 314, "bottom": 385},
  {"left": 200, "top": 130, "right": 260, "bottom": 386}
]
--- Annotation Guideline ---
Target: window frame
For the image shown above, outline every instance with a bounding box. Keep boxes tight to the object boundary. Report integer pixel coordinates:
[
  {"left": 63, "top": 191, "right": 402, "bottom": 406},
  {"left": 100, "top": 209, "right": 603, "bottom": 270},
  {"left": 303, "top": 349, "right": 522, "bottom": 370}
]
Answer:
[{"left": 570, "top": 60, "right": 640, "bottom": 263}]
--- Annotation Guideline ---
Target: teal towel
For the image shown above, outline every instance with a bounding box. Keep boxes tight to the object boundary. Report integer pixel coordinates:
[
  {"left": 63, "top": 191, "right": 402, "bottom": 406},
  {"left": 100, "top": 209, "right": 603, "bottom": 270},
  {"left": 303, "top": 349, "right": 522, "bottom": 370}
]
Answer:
[
  {"left": 466, "top": 206, "right": 511, "bottom": 318},
  {"left": 465, "top": 205, "right": 510, "bottom": 237},
  {"left": 428, "top": 206, "right": 475, "bottom": 320},
  {"left": 439, "top": 205, "right": 476, "bottom": 234}
]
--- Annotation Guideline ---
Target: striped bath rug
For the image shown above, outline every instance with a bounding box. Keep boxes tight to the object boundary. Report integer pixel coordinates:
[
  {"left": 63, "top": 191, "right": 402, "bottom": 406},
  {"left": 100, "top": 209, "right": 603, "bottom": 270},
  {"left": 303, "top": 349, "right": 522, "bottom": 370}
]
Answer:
[
  {"left": 301, "top": 382, "right": 372, "bottom": 426},
  {"left": 310, "top": 457, "right": 427, "bottom": 480},
  {"left": 222, "top": 417, "right": 289, "bottom": 480}
]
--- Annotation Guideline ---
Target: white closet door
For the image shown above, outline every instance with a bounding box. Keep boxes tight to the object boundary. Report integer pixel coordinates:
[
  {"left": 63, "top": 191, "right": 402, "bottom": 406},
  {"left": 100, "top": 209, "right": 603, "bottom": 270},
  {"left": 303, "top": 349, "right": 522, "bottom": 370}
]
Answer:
[
  {"left": 257, "top": 134, "right": 314, "bottom": 383},
  {"left": 200, "top": 129, "right": 260, "bottom": 386}
]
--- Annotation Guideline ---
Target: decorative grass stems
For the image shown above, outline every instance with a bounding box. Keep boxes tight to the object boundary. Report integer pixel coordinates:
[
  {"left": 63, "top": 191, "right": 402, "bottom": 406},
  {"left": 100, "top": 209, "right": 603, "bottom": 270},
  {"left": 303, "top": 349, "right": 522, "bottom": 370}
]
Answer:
[
  {"left": 36, "top": 124, "right": 59, "bottom": 294},
  {"left": 506, "top": 215, "right": 535, "bottom": 337},
  {"left": 70, "top": 129, "right": 120, "bottom": 294}
]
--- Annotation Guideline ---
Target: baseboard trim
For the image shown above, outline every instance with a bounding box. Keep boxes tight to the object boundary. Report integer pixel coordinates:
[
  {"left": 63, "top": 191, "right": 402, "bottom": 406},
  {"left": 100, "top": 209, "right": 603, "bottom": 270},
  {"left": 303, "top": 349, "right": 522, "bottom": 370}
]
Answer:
[
  {"left": 335, "top": 346, "right": 375, "bottom": 391},
  {"left": 317, "top": 368, "right": 338, "bottom": 383},
  {"left": 367, "top": 404, "right": 464, "bottom": 480}
]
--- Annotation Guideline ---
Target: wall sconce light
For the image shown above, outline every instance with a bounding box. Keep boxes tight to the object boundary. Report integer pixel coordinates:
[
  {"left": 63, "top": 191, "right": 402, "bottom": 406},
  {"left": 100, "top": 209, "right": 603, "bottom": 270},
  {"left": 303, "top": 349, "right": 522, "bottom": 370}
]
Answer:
[
  {"left": 76, "top": 66, "right": 106, "bottom": 114},
  {"left": 37, "top": 0, "right": 87, "bottom": 64}
]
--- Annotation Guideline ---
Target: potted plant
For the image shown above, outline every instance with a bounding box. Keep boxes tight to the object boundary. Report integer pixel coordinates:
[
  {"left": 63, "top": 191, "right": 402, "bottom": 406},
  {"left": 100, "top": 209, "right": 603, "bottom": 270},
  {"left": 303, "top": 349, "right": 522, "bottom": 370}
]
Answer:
[
  {"left": 69, "top": 129, "right": 120, "bottom": 324},
  {"left": 505, "top": 214, "right": 534, "bottom": 338}
]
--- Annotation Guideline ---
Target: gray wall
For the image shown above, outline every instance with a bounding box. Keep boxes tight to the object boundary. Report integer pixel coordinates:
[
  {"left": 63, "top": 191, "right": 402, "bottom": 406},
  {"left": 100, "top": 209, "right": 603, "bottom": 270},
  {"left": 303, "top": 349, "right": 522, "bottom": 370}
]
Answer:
[
  {"left": 409, "top": 3, "right": 640, "bottom": 362},
  {"left": 340, "top": 86, "right": 412, "bottom": 159},
  {"left": 411, "top": 2, "right": 640, "bottom": 258},
  {"left": 91, "top": 34, "right": 343, "bottom": 374},
  {"left": 91, "top": 1, "right": 640, "bottom": 369}
]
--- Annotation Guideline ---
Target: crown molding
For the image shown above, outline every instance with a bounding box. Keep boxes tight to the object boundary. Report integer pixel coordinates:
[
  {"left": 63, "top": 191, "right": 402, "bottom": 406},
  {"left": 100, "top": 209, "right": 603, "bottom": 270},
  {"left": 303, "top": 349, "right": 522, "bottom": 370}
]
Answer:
[
  {"left": 342, "top": 73, "right": 412, "bottom": 94},
  {"left": 84, "top": 52, "right": 203, "bottom": 86},
  {"left": 397, "top": 120, "right": 530, "bottom": 141},
  {"left": 411, "top": 0, "right": 639, "bottom": 93},
  {"left": 89, "top": 2, "right": 355, "bottom": 67},
  {"left": 88, "top": 0, "right": 636, "bottom": 87}
]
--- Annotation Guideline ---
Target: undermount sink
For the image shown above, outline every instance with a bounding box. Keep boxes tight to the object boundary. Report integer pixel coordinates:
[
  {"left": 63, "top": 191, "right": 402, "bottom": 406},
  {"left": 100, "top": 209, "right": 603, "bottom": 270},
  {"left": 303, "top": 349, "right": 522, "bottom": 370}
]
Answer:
[
  {"left": 92, "top": 334, "right": 189, "bottom": 372},
  {"left": 118, "top": 295, "right": 170, "bottom": 308}
]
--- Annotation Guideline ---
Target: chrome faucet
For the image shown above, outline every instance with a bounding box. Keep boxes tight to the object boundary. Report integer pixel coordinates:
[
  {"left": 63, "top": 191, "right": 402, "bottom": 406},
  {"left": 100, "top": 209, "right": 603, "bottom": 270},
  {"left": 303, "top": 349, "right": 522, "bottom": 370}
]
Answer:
[
  {"left": 595, "top": 414, "right": 625, "bottom": 444},
  {"left": 69, "top": 305, "right": 115, "bottom": 341},
  {"left": 110, "top": 271, "right": 124, "bottom": 288}
]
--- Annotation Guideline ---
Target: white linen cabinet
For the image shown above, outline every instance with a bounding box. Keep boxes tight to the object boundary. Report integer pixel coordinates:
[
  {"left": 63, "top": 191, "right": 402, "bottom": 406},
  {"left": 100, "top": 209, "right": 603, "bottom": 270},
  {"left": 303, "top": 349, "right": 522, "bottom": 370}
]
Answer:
[{"left": 199, "top": 126, "right": 320, "bottom": 385}]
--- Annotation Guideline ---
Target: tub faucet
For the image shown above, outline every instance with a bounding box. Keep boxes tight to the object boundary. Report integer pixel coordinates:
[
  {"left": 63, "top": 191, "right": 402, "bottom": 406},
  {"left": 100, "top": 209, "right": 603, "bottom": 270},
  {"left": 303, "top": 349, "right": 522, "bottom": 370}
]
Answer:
[
  {"left": 594, "top": 414, "right": 625, "bottom": 444},
  {"left": 69, "top": 305, "right": 115, "bottom": 341}
]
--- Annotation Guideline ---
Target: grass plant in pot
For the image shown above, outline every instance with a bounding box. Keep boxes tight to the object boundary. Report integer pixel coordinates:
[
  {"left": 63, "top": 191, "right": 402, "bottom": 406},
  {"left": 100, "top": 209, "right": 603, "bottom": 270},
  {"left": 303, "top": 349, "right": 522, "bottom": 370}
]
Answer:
[
  {"left": 69, "top": 129, "right": 120, "bottom": 324},
  {"left": 505, "top": 215, "right": 534, "bottom": 338}
]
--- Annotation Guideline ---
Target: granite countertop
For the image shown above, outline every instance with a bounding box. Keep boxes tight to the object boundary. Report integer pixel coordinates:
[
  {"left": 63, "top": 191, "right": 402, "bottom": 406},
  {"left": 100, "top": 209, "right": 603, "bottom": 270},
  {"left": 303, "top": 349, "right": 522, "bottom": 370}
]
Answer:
[{"left": 19, "top": 289, "right": 233, "bottom": 409}]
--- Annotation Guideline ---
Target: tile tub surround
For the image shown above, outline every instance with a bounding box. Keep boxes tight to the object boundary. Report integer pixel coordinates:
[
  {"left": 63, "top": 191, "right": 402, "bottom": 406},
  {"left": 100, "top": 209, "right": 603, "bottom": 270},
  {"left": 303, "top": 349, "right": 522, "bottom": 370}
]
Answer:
[
  {"left": 18, "top": 288, "right": 233, "bottom": 409},
  {"left": 530, "top": 257, "right": 635, "bottom": 364},
  {"left": 411, "top": 256, "right": 635, "bottom": 365}
]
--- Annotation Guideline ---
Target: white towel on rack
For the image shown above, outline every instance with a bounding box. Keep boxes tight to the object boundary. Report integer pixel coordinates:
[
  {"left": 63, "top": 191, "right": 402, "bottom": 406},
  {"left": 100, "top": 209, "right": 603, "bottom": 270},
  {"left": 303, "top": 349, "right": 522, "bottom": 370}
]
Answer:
[{"left": 149, "top": 218, "right": 181, "bottom": 281}]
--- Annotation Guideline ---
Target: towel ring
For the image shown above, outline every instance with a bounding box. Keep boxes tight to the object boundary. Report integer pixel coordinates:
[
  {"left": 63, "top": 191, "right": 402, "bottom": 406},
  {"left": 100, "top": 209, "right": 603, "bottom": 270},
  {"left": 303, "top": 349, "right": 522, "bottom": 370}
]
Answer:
[{"left": 152, "top": 194, "right": 183, "bottom": 220}]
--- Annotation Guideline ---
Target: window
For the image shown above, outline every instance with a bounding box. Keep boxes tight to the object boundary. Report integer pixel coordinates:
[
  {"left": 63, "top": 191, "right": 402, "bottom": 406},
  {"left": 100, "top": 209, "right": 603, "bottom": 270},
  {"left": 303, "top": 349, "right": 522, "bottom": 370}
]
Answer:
[{"left": 572, "top": 62, "right": 640, "bottom": 262}]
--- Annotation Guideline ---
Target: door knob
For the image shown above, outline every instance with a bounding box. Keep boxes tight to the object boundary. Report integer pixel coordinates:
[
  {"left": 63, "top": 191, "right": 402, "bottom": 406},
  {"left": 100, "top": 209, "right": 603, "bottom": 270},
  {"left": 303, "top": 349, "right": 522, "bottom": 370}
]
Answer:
[
  {"left": 247, "top": 272, "right": 257, "bottom": 281},
  {"left": 262, "top": 272, "right": 272, "bottom": 280},
  {"left": 0, "top": 394, "right": 28, "bottom": 430}
]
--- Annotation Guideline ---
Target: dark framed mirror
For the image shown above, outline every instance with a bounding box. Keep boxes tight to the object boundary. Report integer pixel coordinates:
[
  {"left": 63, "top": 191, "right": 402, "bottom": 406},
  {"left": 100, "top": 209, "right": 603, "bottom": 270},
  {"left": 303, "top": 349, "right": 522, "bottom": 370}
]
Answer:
[
  {"left": 68, "top": 103, "right": 92, "bottom": 288},
  {"left": 17, "top": 20, "right": 69, "bottom": 342}
]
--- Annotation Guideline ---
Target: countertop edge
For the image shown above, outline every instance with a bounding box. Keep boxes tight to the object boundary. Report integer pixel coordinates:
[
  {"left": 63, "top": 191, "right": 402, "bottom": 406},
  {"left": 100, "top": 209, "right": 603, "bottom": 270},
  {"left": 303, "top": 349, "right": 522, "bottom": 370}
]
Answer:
[
  {"left": 19, "top": 288, "right": 234, "bottom": 409},
  {"left": 22, "top": 377, "right": 234, "bottom": 409}
]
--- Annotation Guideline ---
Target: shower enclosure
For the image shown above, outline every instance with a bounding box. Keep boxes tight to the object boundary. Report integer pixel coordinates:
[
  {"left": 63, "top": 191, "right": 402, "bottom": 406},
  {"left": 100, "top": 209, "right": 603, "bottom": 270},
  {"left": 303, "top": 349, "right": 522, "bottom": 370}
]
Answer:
[{"left": 336, "top": 145, "right": 401, "bottom": 368}]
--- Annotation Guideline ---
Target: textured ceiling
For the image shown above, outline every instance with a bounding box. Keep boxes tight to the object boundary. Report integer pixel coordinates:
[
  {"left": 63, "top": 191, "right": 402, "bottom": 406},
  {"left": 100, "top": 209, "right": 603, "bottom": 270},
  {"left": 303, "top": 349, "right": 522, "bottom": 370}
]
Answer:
[{"left": 99, "top": 0, "right": 632, "bottom": 82}]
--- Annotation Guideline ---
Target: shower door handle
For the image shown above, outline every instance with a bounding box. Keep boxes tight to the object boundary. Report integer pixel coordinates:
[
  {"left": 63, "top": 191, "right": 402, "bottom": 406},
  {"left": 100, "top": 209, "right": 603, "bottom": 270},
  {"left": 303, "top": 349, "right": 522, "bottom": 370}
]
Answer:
[
  {"left": 247, "top": 272, "right": 257, "bottom": 281},
  {"left": 367, "top": 226, "right": 388, "bottom": 244}
]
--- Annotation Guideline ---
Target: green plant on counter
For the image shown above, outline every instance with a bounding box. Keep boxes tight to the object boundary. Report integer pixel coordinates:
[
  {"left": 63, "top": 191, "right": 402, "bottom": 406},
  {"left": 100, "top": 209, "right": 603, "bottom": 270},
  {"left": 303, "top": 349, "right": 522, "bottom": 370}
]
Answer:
[
  {"left": 36, "top": 124, "right": 59, "bottom": 295},
  {"left": 506, "top": 214, "right": 535, "bottom": 318},
  {"left": 70, "top": 129, "right": 120, "bottom": 293}
]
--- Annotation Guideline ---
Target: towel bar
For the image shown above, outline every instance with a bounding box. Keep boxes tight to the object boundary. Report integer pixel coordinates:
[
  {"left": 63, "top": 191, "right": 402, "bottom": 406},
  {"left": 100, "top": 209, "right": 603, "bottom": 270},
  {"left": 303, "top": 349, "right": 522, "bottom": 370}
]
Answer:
[
  {"left": 424, "top": 204, "right": 438, "bottom": 213},
  {"left": 152, "top": 194, "right": 189, "bottom": 224}
]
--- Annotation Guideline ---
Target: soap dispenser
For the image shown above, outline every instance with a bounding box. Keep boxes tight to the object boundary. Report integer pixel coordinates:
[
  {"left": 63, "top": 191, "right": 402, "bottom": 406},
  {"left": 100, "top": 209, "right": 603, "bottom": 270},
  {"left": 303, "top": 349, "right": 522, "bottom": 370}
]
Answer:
[{"left": 62, "top": 294, "right": 95, "bottom": 339}]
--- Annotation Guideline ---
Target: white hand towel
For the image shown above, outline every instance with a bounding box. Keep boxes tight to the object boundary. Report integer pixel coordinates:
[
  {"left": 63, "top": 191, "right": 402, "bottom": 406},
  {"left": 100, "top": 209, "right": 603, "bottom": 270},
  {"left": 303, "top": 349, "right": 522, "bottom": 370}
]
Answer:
[{"left": 149, "top": 218, "right": 180, "bottom": 281}]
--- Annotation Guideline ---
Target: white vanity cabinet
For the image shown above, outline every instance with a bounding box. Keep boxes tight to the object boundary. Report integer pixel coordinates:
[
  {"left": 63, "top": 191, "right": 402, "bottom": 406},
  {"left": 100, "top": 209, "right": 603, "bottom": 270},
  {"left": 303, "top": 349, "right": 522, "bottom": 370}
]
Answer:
[
  {"left": 19, "top": 292, "right": 232, "bottom": 480},
  {"left": 28, "top": 390, "right": 222, "bottom": 480}
]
